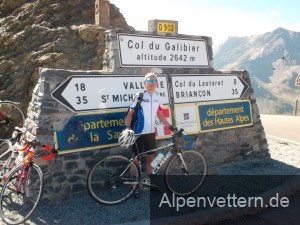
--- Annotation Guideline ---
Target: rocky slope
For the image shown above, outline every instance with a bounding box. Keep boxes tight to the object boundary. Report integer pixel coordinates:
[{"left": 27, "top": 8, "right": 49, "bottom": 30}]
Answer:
[
  {"left": 214, "top": 28, "right": 300, "bottom": 115},
  {"left": 0, "top": 0, "right": 132, "bottom": 112}
]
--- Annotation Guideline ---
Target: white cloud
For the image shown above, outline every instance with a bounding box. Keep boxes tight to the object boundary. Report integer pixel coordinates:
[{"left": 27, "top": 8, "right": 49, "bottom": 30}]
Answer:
[{"left": 270, "top": 9, "right": 281, "bottom": 17}]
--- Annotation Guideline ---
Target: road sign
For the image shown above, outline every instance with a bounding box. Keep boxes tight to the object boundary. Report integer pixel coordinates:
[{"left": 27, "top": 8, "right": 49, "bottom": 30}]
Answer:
[
  {"left": 54, "top": 111, "right": 126, "bottom": 152},
  {"left": 54, "top": 108, "right": 173, "bottom": 153},
  {"left": 148, "top": 20, "right": 178, "bottom": 35},
  {"left": 171, "top": 74, "right": 249, "bottom": 104},
  {"left": 157, "top": 21, "right": 177, "bottom": 34},
  {"left": 117, "top": 33, "right": 209, "bottom": 67},
  {"left": 51, "top": 75, "right": 169, "bottom": 112},
  {"left": 174, "top": 104, "right": 199, "bottom": 134},
  {"left": 198, "top": 100, "right": 253, "bottom": 132}
]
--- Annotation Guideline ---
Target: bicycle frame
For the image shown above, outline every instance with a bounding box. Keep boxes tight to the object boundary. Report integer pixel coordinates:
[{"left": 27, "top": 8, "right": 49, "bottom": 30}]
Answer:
[
  {"left": 0, "top": 127, "right": 27, "bottom": 179},
  {"left": 1, "top": 140, "right": 58, "bottom": 184},
  {"left": 87, "top": 128, "right": 208, "bottom": 205},
  {"left": 1, "top": 143, "right": 35, "bottom": 184},
  {"left": 16, "top": 163, "right": 29, "bottom": 194},
  {"left": 0, "top": 142, "right": 15, "bottom": 178},
  {"left": 0, "top": 139, "right": 57, "bottom": 225},
  {"left": 149, "top": 143, "right": 175, "bottom": 174},
  {"left": 118, "top": 142, "right": 173, "bottom": 176},
  {"left": 119, "top": 128, "right": 186, "bottom": 176}
]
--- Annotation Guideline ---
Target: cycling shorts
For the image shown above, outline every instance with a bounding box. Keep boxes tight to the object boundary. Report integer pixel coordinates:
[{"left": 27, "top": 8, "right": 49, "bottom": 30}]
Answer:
[{"left": 132, "top": 132, "right": 156, "bottom": 155}]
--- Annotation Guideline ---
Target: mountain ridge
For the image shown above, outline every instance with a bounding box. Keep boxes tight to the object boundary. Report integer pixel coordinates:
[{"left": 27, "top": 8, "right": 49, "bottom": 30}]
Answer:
[{"left": 214, "top": 27, "right": 300, "bottom": 114}]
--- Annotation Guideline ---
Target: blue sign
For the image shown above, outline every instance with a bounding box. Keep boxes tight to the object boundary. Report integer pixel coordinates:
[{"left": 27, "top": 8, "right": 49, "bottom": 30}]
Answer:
[
  {"left": 54, "top": 111, "right": 126, "bottom": 152},
  {"left": 198, "top": 100, "right": 253, "bottom": 132}
]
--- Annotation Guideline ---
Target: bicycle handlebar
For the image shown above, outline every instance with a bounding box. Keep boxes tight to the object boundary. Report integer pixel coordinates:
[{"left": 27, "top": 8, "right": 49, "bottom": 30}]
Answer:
[
  {"left": 17, "top": 139, "right": 59, "bottom": 161},
  {"left": 172, "top": 128, "right": 184, "bottom": 138},
  {"left": 39, "top": 143, "right": 60, "bottom": 161}
]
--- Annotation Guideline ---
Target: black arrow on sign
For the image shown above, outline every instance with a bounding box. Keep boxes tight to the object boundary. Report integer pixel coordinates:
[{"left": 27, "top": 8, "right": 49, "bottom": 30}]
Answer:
[
  {"left": 237, "top": 75, "right": 249, "bottom": 99},
  {"left": 51, "top": 77, "right": 76, "bottom": 112}
]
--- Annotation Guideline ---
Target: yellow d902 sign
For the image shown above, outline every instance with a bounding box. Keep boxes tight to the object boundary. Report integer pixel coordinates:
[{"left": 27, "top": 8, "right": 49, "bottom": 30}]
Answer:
[{"left": 157, "top": 22, "right": 176, "bottom": 33}]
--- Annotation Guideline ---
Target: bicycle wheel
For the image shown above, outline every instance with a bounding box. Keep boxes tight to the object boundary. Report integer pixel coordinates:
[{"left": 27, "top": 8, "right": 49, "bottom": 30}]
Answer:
[
  {"left": 0, "top": 163, "right": 43, "bottom": 225},
  {"left": 0, "top": 140, "right": 13, "bottom": 178},
  {"left": 87, "top": 155, "right": 139, "bottom": 205},
  {"left": 165, "top": 150, "right": 207, "bottom": 196},
  {"left": 0, "top": 101, "right": 26, "bottom": 140}
]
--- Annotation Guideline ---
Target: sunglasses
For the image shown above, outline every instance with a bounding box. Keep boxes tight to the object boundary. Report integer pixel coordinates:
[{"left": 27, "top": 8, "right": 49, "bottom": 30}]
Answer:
[{"left": 146, "top": 79, "right": 157, "bottom": 84}]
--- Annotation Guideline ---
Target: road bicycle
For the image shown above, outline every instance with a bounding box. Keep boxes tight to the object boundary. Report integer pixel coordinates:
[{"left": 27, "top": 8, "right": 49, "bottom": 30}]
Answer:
[
  {"left": 0, "top": 101, "right": 26, "bottom": 141},
  {"left": 0, "top": 136, "right": 58, "bottom": 225},
  {"left": 87, "top": 128, "right": 207, "bottom": 205},
  {"left": 0, "top": 127, "right": 26, "bottom": 180}
]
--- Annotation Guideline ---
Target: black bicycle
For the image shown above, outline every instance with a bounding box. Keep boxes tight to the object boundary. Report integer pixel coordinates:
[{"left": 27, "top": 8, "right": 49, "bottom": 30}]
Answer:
[{"left": 87, "top": 128, "right": 207, "bottom": 205}]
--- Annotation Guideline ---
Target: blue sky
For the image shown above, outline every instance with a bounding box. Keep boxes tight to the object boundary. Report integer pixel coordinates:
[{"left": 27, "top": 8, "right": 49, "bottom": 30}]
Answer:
[{"left": 109, "top": 0, "right": 300, "bottom": 48}]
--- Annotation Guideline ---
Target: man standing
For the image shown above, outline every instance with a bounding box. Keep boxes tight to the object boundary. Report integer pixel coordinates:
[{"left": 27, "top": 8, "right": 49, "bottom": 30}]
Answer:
[{"left": 125, "top": 72, "right": 176, "bottom": 174}]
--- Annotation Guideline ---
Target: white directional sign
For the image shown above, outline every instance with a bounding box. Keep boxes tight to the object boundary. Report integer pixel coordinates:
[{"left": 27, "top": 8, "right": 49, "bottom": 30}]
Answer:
[
  {"left": 171, "top": 74, "right": 249, "bottom": 103},
  {"left": 118, "top": 33, "right": 209, "bottom": 67},
  {"left": 51, "top": 75, "right": 169, "bottom": 112}
]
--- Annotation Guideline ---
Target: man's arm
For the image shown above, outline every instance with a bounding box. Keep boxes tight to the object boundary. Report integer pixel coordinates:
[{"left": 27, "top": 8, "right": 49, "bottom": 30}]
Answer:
[
  {"left": 157, "top": 110, "right": 171, "bottom": 127},
  {"left": 125, "top": 109, "right": 135, "bottom": 128},
  {"left": 125, "top": 93, "right": 139, "bottom": 129}
]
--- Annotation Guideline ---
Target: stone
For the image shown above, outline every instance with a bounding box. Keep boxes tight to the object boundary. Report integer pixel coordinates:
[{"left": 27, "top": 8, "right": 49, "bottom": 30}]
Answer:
[
  {"left": 0, "top": 0, "right": 25, "bottom": 10},
  {"left": 95, "top": 0, "right": 110, "bottom": 28},
  {"left": 78, "top": 24, "right": 105, "bottom": 43}
]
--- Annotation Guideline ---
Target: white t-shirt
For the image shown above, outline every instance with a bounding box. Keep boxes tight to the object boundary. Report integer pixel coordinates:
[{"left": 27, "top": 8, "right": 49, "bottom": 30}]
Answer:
[{"left": 130, "top": 91, "right": 163, "bottom": 134}]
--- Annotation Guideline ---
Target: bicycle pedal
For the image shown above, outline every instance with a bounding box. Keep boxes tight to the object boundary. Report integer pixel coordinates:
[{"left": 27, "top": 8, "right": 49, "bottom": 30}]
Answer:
[
  {"left": 139, "top": 175, "right": 151, "bottom": 191},
  {"left": 133, "top": 189, "right": 140, "bottom": 195},
  {"left": 140, "top": 184, "right": 150, "bottom": 191}
]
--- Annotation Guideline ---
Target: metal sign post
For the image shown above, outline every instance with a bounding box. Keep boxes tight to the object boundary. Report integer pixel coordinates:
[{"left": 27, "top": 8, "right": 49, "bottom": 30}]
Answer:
[{"left": 295, "top": 74, "right": 300, "bottom": 116}]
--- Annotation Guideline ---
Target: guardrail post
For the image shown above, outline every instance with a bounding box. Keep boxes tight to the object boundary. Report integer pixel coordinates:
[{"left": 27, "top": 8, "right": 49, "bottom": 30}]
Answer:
[{"left": 295, "top": 99, "right": 299, "bottom": 116}]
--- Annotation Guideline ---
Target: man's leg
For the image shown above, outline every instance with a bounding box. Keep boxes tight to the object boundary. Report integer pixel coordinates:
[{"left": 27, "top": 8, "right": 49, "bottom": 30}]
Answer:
[{"left": 144, "top": 133, "right": 156, "bottom": 175}]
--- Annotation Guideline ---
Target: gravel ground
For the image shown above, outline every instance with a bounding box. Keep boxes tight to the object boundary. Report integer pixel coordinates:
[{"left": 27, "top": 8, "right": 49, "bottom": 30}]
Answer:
[
  {"left": 0, "top": 137, "right": 299, "bottom": 225},
  {"left": 217, "top": 138, "right": 300, "bottom": 175}
]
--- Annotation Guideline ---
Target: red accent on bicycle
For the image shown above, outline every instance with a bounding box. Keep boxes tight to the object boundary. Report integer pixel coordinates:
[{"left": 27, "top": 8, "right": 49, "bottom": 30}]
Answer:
[
  {"left": 0, "top": 139, "right": 59, "bottom": 224},
  {"left": 16, "top": 140, "right": 59, "bottom": 161}
]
